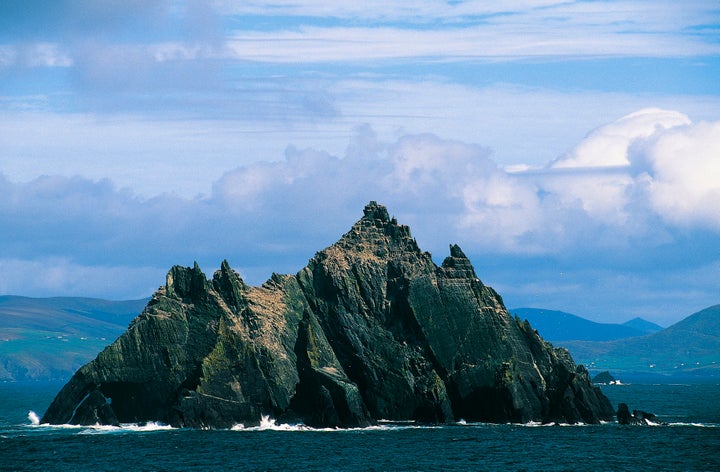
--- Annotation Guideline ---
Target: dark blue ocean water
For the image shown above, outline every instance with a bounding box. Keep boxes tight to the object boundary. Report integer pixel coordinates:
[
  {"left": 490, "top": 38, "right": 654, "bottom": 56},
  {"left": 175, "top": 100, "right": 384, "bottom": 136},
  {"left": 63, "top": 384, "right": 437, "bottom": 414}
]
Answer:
[{"left": 1, "top": 382, "right": 718, "bottom": 471}]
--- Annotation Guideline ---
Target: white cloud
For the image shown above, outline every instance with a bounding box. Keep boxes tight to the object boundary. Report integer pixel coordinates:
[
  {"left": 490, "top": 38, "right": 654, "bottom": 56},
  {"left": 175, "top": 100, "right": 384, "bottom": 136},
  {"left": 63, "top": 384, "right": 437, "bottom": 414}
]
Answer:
[
  {"left": 536, "top": 109, "right": 713, "bottom": 230},
  {"left": 25, "top": 43, "right": 73, "bottom": 67},
  {"left": 1, "top": 2, "right": 718, "bottom": 324},
  {"left": 638, "top": 120, "right": 720, "bottom": 229},
  {"left": 215, "top": 0, "right": 564, "bottom": 20},
  {"left": 460, "top": 175, "right": 547, "bottom": 252},
  {"left": 207, "top": 113, "right": 720, "bottom": 254},
  {"left": 544, "top": 170, "right": 638, "bottom": 228},
  {"left": 387, "top": 134, "right": 494, "bottom": 196},
  {"left": 216, "top": 0, "right": 716, "bottom": 35},
  {"left": 1, "top": 110, "right": 718, "bottom": 323},
  {"left": 551, "top": 108, "right": 691, "bottom": 168},
  {"left": 219, "top": 1, "right": 720, "bottom": 62},
  {"left": 543, "top": 109, "right": 720, "bottom": 231},
  {"left": 6, "top": 1, "right": 718, "bottom": 75},
  {"left": 225, "top": 24, "right": 718, "bottom": 63},
  {"left": 3, "top": 109, "right": 718, "bottom": 259},
  {"left": 0, "top": 43, "right": 73, "bottom": 68}
]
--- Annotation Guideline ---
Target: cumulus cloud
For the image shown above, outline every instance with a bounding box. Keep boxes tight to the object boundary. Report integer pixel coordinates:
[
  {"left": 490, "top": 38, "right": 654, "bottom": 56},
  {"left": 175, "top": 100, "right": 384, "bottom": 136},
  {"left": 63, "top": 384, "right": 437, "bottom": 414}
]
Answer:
[
  {"left": 209, "top": 129, "right": 503, "bottom": 254},
  {"left": 3, "top": 110, "right": 719, "bottom": 269},
  {"left": 544, "top": 108, "right": 720, "bottom": 231},
  {"left": 551, "top": 108, "right": 692, "bottom": 168},
  {"left": 636, "top": 120, "right": 720, "bottom": 229},
  {"left": 1, "top": 109, "right": 718, "bottom": 321},
  {"left": 205, "top": 109, "right": 720, "bottom": 263}
]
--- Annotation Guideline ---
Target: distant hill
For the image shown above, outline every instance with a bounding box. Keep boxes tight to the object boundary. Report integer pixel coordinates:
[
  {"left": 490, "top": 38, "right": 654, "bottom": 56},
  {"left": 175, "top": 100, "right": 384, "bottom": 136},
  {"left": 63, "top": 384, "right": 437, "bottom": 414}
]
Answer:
[
  {"left": 511, "top": 307, "right": 652, "bottom": 342},
  {"left": 560, "top": 305, "right": 720, "bottom": 379},
  {"left": 622, "top": 317, "right": 663, "bottom": 334},
  {"left": 0, "top": 296, "right": 147, "bottom": 381}
]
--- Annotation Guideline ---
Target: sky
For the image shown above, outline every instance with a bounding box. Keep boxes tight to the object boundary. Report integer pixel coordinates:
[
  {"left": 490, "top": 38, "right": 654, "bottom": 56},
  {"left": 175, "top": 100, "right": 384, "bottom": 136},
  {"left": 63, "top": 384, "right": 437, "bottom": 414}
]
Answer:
[{"left": 1, "top": 1, "right": 719, "bottom": 326}]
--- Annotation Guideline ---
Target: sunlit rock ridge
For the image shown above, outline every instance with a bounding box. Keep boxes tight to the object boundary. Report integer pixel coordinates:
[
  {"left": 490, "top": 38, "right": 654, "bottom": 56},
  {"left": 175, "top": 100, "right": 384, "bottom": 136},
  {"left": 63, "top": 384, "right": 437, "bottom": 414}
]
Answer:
[{"left": 43, "top": 202, "right": 613, "bottom": 428}]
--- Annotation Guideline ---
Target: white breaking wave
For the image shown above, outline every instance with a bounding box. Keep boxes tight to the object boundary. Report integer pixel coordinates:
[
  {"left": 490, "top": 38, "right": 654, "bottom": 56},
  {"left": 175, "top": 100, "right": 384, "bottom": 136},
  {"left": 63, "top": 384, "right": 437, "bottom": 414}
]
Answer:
[
  {"left": 524, "top": 421, "right": 556, "bottom": 427},
  {"left": 668, "top": 422, "right": 718, "bottom": 428},
  {"left": 232, "top": 415, "right": 328, "bottom": 432},
  {"left": 28, "top": 411, "right": 40, "bottom": 425},
  {"left": 232, "top": 415, "right": 355, "bottom": 432},
  {"left": 457, "top": 420, "right": 588, "bottom": 428},
  {"left": 231, "top": 418, "right": 717, "bottom": 430},
  {"left": 24, "top": 411, "right": 719, "bottom": 432},
  {"left": 27, "top": 418, "right": 174, "bottom": 433},
  {"left": 77, "top": 422, "right": 175, "bottom": 434},
  {"left": 230, "top": 415, "right": 439, "bottom": 432}
]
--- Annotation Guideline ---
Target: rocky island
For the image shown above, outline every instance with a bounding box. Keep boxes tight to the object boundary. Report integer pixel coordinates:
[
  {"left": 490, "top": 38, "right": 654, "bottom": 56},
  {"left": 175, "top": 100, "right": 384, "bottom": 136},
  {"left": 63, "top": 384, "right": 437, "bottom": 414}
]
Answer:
[{"left": 42, "top": 202, "right": 614, "bottom": 428}]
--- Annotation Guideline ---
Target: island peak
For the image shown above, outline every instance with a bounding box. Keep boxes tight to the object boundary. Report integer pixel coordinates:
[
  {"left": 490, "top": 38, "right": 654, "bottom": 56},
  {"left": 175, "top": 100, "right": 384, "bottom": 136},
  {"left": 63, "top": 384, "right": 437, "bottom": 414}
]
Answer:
[{"left": 42, "top": 202, "right": 614, "bottom": 428}]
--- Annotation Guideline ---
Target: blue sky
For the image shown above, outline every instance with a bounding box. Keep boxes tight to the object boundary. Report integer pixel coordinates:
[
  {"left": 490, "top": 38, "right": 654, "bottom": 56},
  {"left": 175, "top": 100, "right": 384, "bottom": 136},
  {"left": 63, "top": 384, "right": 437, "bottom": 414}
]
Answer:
[{"left": 1, "top": 1, "right": 719, "bottom": 325}]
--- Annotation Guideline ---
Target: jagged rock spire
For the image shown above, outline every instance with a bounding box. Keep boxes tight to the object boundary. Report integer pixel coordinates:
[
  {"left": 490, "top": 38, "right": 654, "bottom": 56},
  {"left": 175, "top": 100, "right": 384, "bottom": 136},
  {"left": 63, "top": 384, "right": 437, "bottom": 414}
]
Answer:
[
  {"left": 166, "top": 262, "right": 209, "bottom": 301},
  {"left": 362, "top": 200, "right": 391, "bottom": 222}
]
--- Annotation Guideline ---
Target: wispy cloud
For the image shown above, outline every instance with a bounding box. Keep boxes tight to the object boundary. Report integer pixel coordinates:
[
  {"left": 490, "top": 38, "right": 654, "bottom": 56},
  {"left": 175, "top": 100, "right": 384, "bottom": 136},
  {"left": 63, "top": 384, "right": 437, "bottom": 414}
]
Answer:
[
  {"left": 3, "top": 0, "right": 718, "bottom": 72},
  {"left": 219, "top": 0, "right": 720, "bottom": 62},
  {"left": 225, "top": 23, "right": 719, "bottom": 63},
  {"left": 216, "top": 0, "right": 715, "bottom": 31}
]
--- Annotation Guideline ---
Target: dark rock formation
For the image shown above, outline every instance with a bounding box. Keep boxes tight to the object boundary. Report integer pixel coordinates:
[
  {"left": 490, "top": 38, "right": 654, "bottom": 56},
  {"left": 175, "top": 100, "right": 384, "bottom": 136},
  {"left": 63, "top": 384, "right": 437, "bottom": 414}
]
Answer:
[
  {"left": 68, "top": 388, "right": 120, "bottom": 426},
  {"left": 42, "top": 201, "right": 614, "bottom": 428},
  {"left": 617, "top": 403, "right": 663, "bottom": 425},
  {"left": 592, "top": 371, "right": 616, "bottom": 384},
  {"left": 617, "top": 403, "right": 633, "bottom": 424}
]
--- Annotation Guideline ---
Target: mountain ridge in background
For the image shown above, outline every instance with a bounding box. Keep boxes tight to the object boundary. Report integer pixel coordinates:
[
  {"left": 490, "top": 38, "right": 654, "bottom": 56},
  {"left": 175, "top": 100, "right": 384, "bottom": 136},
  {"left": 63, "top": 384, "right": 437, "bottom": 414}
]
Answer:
[
  {"left": 0, "top": 296, "right": 147, "bottom": 381},
  {"left": 622, "top": 317, "right": 663, "bottom": 335},
  {"left": 510, "top": 307, "right": 660, "bottom": 342},
  {"left": 560, "top": 305, "right": 720, "bottom": 380}
]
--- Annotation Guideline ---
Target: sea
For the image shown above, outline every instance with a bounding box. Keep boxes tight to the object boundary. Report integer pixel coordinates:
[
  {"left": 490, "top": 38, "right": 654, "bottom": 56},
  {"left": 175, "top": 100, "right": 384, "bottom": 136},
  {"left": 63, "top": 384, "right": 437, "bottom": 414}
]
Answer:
[{"left": 1, "top": 382, "right": 718, "bottom": 471}]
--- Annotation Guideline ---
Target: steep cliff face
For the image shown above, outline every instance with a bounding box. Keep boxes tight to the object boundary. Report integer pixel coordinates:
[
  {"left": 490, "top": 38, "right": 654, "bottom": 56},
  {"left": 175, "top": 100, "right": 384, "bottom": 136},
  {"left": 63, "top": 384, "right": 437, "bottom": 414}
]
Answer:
[{"left": 42, "top": 202, "right": 614, "bottom": 427}]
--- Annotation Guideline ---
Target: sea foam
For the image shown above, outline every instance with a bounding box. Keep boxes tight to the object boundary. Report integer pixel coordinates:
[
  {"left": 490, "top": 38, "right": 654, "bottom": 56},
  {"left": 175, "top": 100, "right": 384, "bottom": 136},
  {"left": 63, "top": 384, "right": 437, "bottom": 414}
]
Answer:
[
  {"left": 28, "top": 411, "right": 40, "bottom": 425},
  {"left": 231, "top": 415, "right": 333, "bottom": 432},
  {"left": 230, "top": 415, "right": 436, "bottom": 432}
]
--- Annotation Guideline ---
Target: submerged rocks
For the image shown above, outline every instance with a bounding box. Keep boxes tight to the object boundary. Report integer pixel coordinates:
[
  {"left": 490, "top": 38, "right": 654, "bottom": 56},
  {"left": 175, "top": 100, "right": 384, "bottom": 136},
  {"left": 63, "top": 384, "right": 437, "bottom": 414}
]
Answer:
[{"left": 42, "top": 201, "right": 615, "bottom": 428}]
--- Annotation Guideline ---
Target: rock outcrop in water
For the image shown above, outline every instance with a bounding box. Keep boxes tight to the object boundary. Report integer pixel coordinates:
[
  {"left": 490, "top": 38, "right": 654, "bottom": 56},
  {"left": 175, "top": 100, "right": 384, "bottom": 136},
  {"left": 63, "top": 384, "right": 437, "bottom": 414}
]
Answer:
[
  {"left": 592, "top": 371, "right": 617, "bottom": 384},
  {"left": 617, "top": 403, "right": 663, "bottom": 425},
  {"left": 42, "top": 202, "right": 614, "bottom": 428}
]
